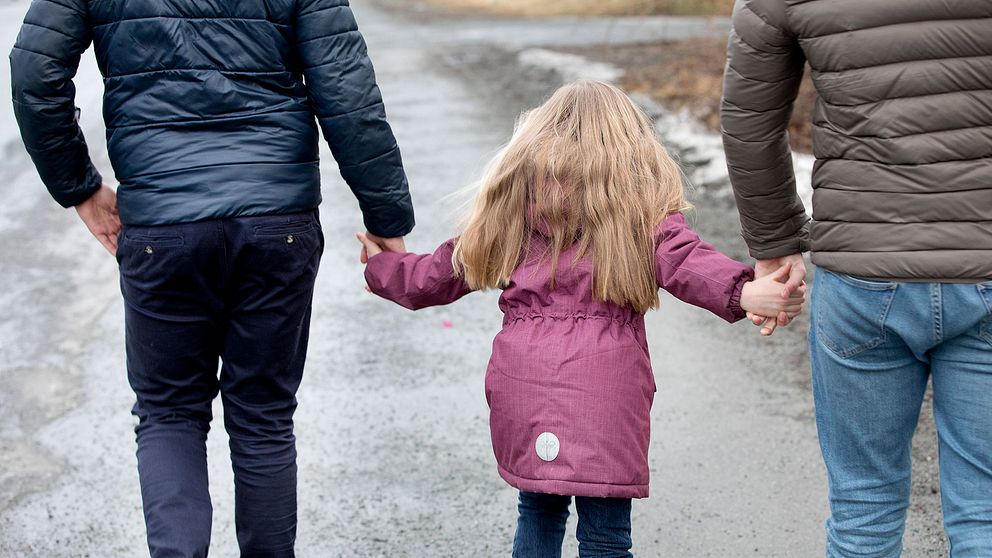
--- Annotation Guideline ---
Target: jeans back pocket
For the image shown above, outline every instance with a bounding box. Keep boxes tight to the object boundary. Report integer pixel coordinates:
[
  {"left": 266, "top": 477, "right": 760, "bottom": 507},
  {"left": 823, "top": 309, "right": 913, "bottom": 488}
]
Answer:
[{"left": 814, "top": 269, "right": 898, "bottom": 358}]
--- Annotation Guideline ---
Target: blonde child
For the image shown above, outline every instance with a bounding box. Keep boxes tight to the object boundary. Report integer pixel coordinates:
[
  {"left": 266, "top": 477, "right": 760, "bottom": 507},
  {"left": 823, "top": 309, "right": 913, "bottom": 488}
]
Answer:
[{"left": 357, "top": 80, "right": 804, "bottom": 557}]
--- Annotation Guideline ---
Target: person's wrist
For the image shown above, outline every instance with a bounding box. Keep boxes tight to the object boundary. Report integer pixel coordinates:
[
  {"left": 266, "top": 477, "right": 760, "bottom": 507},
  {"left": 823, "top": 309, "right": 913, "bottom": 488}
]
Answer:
[
  {"left": 74, "top": 185, "right": 100, "bottom": 208},
  {"left": 738, "top": 281, "right": 753, "bottom": 312},
  {"left": 755, "top": 257, "right": 784, "bottom": 273}
]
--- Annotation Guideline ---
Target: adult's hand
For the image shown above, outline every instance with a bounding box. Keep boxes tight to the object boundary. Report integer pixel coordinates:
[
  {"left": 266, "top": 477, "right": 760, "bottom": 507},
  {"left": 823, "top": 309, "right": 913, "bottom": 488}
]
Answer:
[
  {"left": 749, "top": 253, "right": 807, "bottom": 335},
  {"left": 356, "top": 232, "right": 384, "bottom": 260},
  {"left": 75, "top": 184, "right": 122, "bottom": 257},
  {"left": 360, "top": 232, "right": 406, "bottom": 263}
]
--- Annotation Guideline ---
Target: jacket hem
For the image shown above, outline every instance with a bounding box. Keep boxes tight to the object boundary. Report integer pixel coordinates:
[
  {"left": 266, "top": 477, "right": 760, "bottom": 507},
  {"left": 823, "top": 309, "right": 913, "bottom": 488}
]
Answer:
[
  {"left": 497, "top": 464, "right": 649, "bottom": 499},
  {"left": 116, "top": 162, "right": 321, "bottom": 226},
  {"left": 811, "top": 251, "right": 992, "bottom": 283}
]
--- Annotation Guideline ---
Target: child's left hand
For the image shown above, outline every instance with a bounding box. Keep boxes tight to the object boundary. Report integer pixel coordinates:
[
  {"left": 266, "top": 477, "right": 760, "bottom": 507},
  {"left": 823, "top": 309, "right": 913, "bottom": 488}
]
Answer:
[{"left": 739, "top": 262, "right": 807, "bottom": 335}]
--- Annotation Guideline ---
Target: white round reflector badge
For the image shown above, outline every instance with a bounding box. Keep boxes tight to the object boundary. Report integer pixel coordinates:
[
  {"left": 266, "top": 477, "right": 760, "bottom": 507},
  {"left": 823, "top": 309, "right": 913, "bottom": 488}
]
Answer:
[{"left": 536, "top": 432, "right": 560, "bottom": 462}]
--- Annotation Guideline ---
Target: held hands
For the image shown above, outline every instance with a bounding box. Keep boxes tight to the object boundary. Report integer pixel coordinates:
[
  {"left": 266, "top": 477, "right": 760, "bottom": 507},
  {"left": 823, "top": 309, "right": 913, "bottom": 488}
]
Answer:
[
  {"left": 75, "top": 184, "right": 122, "bottom": 256},
  {"left": 356, "top": 231, "right": 406, "bottom": 292},
  {"left": 740, "top": 261, "right": 807, "bottom": 337},
  {"left": 356, "top": 231, "right": 406, "bottom": 263},
  {"left": 356, "top": 232, "right": 383, "bottom": 261},
  {"left": 749, "top": 253, "right": 807, "bottom": 336}
]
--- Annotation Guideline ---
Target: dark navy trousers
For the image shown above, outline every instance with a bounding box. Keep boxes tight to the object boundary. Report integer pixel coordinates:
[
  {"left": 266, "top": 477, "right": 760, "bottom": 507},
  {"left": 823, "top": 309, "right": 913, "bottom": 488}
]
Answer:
[{"left": 118, "top": 210, "right": 323, "bottom": 558}]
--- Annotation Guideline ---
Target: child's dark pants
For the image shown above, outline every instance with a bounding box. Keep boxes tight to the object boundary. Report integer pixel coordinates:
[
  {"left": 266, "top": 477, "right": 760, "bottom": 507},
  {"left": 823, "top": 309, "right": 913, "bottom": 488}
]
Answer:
[
  {"left": 512, "top": 491, "right": 633, "bottom": 558},
  {"left": 118, "top": 210, "right": 322, "bottom": 558}
]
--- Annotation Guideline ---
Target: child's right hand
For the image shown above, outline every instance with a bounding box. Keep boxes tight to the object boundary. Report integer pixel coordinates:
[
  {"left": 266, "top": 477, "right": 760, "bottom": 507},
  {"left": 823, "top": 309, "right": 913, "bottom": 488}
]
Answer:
[
  {"left": 357, "top": 231, "right": 407, "bottom": 263},
  {"left": 356, "top": 232, "right": 384, "bottom": 263},
  {"left": 739, "top": 262, "right": 807, "bottom": 336}
]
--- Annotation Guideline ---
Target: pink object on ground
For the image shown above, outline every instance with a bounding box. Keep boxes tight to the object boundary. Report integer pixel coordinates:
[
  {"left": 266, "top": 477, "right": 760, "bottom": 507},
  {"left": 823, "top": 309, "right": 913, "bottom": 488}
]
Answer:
[
  {"left": 364, "top": 212, "right": 753, "bottom": 498},
  {"left": 442, "top": 320, "right": 454, "bottom": 329}
]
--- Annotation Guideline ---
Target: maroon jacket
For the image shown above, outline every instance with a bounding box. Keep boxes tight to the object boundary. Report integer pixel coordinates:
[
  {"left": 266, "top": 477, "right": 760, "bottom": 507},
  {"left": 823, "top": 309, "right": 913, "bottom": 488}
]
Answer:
[{"left": 365, "top": 213, "right": 753, "bottom": 498}]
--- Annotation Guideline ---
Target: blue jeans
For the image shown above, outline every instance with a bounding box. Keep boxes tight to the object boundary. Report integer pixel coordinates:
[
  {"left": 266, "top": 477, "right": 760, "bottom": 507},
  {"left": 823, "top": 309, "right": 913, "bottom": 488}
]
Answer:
[
  {"left": 809, "top": 269, "right": 992, "bottom": 557},
  {"left": 119, "top": 211, "right": 323, "bottom": 558},
  {"left": 512, "top": 492, "right": 632, "bottom": 558}
]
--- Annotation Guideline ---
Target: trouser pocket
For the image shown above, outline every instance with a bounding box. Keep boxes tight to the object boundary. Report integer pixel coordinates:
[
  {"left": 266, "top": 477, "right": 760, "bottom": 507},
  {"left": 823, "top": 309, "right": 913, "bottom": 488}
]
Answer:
[{"left": 813, "top": 269, "right": 898, "bottom": 358}]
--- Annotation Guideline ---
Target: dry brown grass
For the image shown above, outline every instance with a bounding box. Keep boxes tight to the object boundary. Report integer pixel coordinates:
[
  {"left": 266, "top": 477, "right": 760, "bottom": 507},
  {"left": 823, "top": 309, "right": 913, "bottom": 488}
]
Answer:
[
  {"left": 399, "top": 0, "right": 814, "bottom": 150},
  {"left": 573, "top": 39, "right": 816, "bottom": 152},
  {"left": 415, "top": 0, "right": 734, "bottom": 17}
]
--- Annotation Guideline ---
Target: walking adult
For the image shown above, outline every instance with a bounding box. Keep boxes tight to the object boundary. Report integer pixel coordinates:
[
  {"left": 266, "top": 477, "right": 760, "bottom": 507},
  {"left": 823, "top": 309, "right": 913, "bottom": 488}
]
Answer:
[
  {"left": 10, "top": 1, "right": 413, "bottom": 556},
  {"left": 720, "top": 0, "right": 992, "bottom": 556}
]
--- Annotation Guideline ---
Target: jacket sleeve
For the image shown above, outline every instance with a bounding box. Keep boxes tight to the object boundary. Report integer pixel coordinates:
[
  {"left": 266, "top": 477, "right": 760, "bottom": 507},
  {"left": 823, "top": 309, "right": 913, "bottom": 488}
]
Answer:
[
  {"left": 721, "top": 0, "right": 809, "bottom": 259},
  {"left": 10, "top": 0, "right": 103, "bottom": 208},
  {"left": 655, "top": 213, "right": 755, "bottom": 323},
  {"left": 294, "top": 0, "right": 414, "bottom": 238},
  {"left": 364, "top": 238, "right": 473, "bottom": 310}
]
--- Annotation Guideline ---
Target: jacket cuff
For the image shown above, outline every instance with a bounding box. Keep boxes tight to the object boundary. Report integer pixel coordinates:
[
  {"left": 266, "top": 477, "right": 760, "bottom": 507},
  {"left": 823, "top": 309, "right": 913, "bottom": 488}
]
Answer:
[
  {"left": 52, "top": 164, "right": 103, "bottom": 208},
  {"left": 363, "top": 250, "right": 404, "bottom": 296},
  {"left": 744, "top": 221, "right": 810, "bottom": 260},
  {"left": 363, "top": 198, "right": 415, "bottom": 238},
  {"left": 727, "top": 268, "right": 755, "bottom": 322}
]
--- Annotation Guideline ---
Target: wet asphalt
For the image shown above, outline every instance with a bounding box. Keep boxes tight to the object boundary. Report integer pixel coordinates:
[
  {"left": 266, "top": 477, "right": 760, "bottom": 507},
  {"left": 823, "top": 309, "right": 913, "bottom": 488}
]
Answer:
[{"left": 0, "top": 0, "right": 945, "bottom": 556}]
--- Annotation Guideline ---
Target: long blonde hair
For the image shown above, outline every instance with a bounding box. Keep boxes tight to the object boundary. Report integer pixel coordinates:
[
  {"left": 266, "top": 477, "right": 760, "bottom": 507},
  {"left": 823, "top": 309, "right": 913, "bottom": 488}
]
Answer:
[{"left": 452, "top": 80, "right": 689, "bottom": 313}]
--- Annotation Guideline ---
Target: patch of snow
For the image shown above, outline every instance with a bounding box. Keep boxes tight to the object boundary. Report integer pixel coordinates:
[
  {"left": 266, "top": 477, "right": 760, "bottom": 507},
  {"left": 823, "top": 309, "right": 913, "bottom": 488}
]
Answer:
[
  {"left": 517, "top": 48, "right": 624, "bottom": 83},
  {"left": 516, "top": 47, "right": 813, "bottom": 211},
  {"left": 649, "top": 104, "right": 814, "bottom": 210}
]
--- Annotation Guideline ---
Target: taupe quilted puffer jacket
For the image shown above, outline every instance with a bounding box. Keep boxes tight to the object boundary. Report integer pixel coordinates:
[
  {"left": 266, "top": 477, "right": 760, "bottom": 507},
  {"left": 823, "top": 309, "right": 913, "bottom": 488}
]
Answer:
[{"left": 721, "top": 0, "right": 992, "bottom": 281}]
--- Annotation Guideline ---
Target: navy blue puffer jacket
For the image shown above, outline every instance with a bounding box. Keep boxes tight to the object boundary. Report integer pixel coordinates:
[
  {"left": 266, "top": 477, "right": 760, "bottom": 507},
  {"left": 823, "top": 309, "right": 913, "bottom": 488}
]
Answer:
[{"left": 10, "top": 0, "right": 414, "bottom": 237}]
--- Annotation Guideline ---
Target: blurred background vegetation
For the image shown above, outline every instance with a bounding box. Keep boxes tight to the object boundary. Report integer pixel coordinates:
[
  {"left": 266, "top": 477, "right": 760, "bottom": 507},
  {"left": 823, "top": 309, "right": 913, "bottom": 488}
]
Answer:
[
  {"left": 402, "top": 0, "right": 815, "bottom": 152},
  {"left": 571, "top": 40, "right": 817, "bottom": 153}
]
